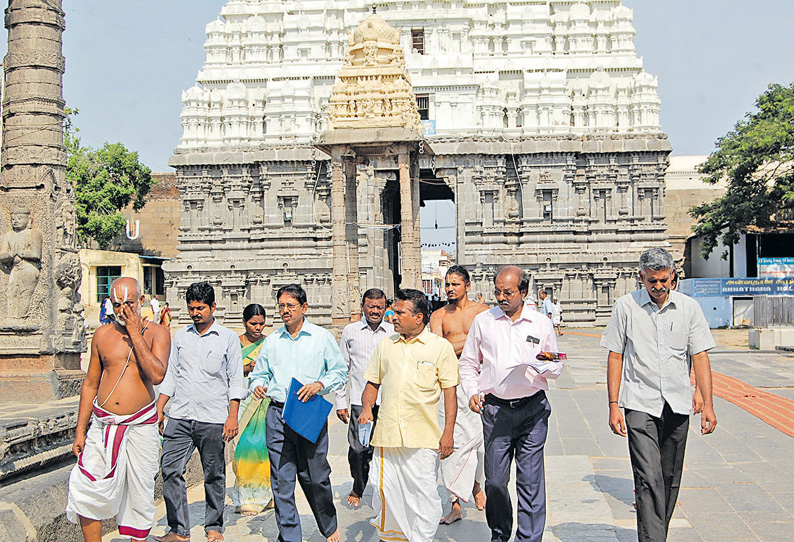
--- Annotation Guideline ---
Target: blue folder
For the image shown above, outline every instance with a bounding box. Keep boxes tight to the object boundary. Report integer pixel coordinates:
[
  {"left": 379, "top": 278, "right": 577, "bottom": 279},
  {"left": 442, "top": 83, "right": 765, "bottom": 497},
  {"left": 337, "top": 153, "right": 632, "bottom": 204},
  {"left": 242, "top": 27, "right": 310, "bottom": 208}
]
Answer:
[{"left": 282, "top": 378, "right": 333, "bottom": 443}]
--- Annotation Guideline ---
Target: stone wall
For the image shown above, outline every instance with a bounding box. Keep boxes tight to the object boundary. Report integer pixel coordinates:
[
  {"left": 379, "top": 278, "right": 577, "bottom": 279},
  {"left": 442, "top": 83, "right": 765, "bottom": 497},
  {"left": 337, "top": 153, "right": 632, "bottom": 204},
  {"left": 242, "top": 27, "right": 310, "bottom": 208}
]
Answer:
[
  {"left": 163, "top": 134, "right": 672, "bottom": 325},
  {"left": 110, "top": 172, "right": 180, "bottom": 258}
]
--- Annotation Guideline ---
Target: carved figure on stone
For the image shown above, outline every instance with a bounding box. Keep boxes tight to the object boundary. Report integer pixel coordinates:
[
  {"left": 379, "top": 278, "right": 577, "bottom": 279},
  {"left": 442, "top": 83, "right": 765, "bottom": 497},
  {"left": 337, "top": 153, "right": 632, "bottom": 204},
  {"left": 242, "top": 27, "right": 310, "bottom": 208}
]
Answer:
[
  {"left": 55, "top": 250, "right": 82, "bottom": 326},
  {"left": 56, "top": 196, "right": 77, "bottom": 247},
  {"left": 0, "top": 204, "right": 43, "bottom": 320}
]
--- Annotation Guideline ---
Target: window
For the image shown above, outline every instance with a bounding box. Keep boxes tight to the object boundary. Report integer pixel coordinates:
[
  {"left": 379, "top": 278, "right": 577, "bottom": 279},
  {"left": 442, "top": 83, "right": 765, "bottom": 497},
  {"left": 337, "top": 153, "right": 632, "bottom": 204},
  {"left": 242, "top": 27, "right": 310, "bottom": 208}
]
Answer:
[
  {"left": 416, "top": 95, "right": 429, "bottom": 120},
  {"left": 542, "top": 191, "right": 554, "bottom": 220},
  {"left": 411, "top": 29, "right": 425, "bottom": 54},
  {"left": 96, "top": 266, "right": 121, "bottom": 303}
]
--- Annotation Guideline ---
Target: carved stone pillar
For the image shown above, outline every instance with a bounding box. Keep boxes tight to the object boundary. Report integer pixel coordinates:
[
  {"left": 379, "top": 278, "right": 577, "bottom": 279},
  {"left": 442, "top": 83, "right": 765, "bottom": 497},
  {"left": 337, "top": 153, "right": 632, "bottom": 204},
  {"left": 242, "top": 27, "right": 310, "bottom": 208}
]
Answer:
[
  {"left": 398, "top": 151, "right": 419, "bottom": 289},
  {"left": 345, "top": 162, "right": 360, "bottom": 321},
  {"left": 330, "top": 151, "right": 348, "bottom": 324},
  {"left": 0, "top": 0, "right": 85, "bottom": 401}
]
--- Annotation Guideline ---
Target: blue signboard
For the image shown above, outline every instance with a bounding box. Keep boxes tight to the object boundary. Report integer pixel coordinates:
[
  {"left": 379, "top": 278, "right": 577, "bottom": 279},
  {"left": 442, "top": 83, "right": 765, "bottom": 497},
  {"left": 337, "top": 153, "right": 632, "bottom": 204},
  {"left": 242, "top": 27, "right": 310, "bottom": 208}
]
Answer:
[
  {"left": 681, "top": 277, "right": 794, "bottom": 297},
  {"left": 692, "top": 278, "right": 721, "bottom": 297}
]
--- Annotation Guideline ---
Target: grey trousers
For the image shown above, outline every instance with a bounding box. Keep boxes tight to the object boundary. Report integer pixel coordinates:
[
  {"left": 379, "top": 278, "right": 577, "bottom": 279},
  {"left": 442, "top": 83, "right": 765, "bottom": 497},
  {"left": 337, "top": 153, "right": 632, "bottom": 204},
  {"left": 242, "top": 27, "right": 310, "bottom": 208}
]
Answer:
[
  {"left": 266, "top": 402, "right": 337, "bottom": 542},
  {"left": 625, "top": 403, "right": 689, "bottom": 542},
  {"left": 482, "top": 391, "right": 550, "bottom": 542},
  {"left": 347, "top": 404, "right": 379, "bottom": 497},
  {"left": 160, "top": 418, "right": 226, "bottom": 536}
]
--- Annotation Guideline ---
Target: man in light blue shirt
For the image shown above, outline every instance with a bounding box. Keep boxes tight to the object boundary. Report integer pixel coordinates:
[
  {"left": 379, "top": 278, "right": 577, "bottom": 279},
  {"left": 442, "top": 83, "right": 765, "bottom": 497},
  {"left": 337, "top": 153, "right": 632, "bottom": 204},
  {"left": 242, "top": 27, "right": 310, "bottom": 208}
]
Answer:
[
  {"left": 250, "top": 283, "right": 346, "bottom": 542},
  {"left": 539, "top": 290, "right": 554, "bottom": 320},
  {"left": 154, "top": 282, "right": 244, "bottom": 542}
]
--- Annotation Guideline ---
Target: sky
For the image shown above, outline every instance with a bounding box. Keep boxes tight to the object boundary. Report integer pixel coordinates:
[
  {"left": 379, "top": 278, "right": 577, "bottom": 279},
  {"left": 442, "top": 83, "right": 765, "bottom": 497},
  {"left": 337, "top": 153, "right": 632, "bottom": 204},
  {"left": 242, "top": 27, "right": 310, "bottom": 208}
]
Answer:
[{"left": 2, "top": 0, "right": 793, "bottom": 247}]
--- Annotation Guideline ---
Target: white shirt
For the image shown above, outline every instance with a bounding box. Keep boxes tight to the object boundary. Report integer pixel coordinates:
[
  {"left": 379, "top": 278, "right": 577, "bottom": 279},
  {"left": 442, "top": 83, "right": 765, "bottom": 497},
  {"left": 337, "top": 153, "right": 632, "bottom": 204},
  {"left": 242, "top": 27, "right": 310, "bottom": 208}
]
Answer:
[
  {"left": 459, "top": 304, "right": 562, "bottom": 401},
  {"left": 150, "top": 298, "right": 160, "bottom": 315},
  {"left": 601, "top": 289, "right": 716, "bottom": 417},
  {"left": 336, "top": 319, "right": 394, "bottom": 409}
]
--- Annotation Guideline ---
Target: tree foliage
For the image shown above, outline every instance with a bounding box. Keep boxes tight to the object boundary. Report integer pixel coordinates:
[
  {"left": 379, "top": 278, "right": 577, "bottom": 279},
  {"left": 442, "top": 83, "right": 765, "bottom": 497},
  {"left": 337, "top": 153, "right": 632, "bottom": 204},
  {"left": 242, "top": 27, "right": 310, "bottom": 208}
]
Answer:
[
  {"left": 690, "top": 83, "right": 794, "bottom": 259},
  {"left": 65, "top": 109, "right": 154, "bottom": 249}
]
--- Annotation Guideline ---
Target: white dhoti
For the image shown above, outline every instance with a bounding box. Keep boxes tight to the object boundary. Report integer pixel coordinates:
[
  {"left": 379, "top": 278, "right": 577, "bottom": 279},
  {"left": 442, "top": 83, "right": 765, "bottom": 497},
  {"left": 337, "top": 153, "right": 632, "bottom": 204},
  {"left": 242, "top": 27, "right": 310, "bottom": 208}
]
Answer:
[
  {"left": 66, "top": 401, "right": 160, "bottom": 540},
  {"left": 439, "top": 385, "right": 485, "bottom": 501},
  {"left": 370, "top": 447, "right": 442, "bottom": 542}
]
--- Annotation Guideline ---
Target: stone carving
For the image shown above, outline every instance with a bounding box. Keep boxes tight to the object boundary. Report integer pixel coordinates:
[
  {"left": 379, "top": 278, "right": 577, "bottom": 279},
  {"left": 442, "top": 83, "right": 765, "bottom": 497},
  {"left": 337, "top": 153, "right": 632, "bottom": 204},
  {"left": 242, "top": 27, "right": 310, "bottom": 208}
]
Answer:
[
  {"left": 327, "top": 13, "right": 421, "bottom": 131},
  {"left": 0, "top": 204, "right": 43, "bottom": 320}
]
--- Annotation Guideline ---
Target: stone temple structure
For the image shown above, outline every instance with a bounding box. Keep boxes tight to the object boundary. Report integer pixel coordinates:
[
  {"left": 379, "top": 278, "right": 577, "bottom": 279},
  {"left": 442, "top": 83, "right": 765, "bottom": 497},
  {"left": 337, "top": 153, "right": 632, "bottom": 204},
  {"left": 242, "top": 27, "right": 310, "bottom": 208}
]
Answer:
[
  {"left": 0, "top": 0, "right": 85, "bottom": 400},
  {"left": 166, "top": 0, "right": 672, "bottom": 325}
]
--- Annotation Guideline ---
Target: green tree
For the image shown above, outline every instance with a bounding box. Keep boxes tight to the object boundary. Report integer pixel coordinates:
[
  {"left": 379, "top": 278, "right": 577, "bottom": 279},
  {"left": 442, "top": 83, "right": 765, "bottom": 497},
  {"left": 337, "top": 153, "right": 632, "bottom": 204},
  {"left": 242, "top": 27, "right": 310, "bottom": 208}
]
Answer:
[
  {"left": 690, "top": 83, "right": 794, "bottom": 258},
  {"left": 65, "top": 109, "right": 154, "bottom": 249}
]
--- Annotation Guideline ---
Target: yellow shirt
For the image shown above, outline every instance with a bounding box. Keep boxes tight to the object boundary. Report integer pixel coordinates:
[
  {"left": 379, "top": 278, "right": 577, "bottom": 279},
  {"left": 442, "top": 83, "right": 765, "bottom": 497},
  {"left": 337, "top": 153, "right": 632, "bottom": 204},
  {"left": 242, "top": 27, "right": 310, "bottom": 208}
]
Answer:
[{"left": 364, "top": 326, "right": 460, "bottom": 449}]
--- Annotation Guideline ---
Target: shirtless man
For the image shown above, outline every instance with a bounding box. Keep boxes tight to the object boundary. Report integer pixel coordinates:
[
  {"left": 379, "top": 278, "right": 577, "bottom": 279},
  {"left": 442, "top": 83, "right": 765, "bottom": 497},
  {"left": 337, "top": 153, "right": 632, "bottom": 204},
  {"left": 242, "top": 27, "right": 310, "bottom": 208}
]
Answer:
[
  {"left": 66, "top": 277, "right": 170, "bottom": 542},
  {"left": 430, "top": 265, "right": 489, "bottom": 524}
]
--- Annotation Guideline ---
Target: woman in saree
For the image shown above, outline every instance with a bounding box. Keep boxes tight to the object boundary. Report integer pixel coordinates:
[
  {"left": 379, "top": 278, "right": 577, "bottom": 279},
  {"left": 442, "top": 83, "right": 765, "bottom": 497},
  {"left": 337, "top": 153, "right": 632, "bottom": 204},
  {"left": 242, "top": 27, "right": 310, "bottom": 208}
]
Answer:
[{"left": 232, "top": 303, "right": 273, "bottom": 515}]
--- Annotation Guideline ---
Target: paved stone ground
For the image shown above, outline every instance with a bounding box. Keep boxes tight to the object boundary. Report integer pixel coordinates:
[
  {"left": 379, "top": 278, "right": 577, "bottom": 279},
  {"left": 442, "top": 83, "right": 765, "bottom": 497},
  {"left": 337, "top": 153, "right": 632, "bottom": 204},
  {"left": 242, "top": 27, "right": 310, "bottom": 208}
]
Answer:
[{"left": 102, "top": 330, "right": 794, "bottom": 542}]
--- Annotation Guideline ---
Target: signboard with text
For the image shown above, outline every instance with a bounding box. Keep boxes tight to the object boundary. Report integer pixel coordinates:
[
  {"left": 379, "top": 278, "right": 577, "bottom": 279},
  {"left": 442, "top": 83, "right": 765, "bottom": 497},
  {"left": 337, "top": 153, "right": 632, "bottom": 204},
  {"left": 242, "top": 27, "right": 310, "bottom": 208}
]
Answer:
[
  {"left": 758, "top": 257, "right": 794, "bottom": 277},
  {"left": 682, "top": 277, "right": 794, "bottom": 297}
]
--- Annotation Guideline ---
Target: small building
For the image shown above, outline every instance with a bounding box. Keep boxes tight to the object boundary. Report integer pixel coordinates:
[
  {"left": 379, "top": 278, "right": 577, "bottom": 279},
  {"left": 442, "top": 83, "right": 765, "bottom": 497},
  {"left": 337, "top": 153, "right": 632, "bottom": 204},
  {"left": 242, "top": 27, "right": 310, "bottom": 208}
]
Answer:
[{"left": 79, "top": 249, "right": 168, "bottom": 325}]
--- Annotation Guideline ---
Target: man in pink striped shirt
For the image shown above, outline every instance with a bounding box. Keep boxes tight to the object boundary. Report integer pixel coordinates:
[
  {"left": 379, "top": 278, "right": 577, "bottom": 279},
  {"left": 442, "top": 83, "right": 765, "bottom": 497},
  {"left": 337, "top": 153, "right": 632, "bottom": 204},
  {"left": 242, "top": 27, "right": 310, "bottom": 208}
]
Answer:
[{"left": 459, "top": 266, "right": 563, "bottom": 542}]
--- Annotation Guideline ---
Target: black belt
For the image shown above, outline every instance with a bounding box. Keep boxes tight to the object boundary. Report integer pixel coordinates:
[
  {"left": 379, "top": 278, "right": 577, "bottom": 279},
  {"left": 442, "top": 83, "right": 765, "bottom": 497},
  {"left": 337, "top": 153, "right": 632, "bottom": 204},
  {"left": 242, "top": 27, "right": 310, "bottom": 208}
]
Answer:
[
  {"left": 485, "top": 391, "right": 544, "bottom": 409},
  {"left": 269, "top": 399, "right": 284, "bottom": 408}
]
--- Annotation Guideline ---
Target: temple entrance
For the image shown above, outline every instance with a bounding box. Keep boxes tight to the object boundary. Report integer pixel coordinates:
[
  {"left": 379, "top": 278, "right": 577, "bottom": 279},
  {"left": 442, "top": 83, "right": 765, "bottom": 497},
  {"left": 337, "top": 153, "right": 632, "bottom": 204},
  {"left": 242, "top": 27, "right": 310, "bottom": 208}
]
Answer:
[
  {"left": 419, "top": 169, "right": 455, "bottom": 299},
  {"left": 381, "top": 177, "right": 401, "bottom": 296}
]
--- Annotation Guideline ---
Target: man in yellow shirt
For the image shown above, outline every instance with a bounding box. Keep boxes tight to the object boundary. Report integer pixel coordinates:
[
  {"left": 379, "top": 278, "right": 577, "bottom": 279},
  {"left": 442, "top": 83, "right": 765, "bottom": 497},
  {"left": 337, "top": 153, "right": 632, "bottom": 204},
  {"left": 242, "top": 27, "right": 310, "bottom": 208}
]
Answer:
[{"left": 358, "top": 288, "right": 458, "bottom": 542}]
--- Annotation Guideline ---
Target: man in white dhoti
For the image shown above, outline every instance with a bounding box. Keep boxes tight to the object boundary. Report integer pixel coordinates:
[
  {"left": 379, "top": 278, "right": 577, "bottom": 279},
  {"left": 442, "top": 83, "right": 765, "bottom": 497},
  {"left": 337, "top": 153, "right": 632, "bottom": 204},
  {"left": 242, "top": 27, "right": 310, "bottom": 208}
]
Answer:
[
  {"left": 430, "top": 265, "right": 488, "bottom": 523},
  {"left": 66, "top": 277, "right": 171, "bottom": 542},
  {"left": 359, "top": 288, "right": 459, "bottom": 542}
]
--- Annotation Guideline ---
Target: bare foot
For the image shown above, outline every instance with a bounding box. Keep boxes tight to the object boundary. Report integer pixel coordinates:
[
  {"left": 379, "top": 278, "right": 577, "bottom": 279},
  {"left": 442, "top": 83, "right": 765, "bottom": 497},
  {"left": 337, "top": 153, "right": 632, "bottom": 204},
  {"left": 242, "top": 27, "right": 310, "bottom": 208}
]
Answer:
[
  {"left": 207, "top": 530, "right": 224, "bottom": 542},
  {"left": 347, "top": 491, "right": 361, "bottom": 508},
  {"left": 327, "top": 528, "right": 341, "bottom": 542},
  {"left": 439, "top": 501, "right": 463, "bottom": 524},
  {"left": 153, "top": 533, "right": 190, "bottom": 542},
  {"left": 242, "top": 510, "right": 259, "bottom": 516},
  {"left": 473, "top": 488, "right": 486, "bottom": 511}
]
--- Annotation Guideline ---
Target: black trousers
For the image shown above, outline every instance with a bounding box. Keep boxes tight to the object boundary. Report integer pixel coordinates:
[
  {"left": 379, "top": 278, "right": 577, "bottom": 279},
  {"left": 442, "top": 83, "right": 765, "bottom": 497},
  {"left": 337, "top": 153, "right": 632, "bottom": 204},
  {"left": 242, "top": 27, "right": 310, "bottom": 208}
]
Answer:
[
  {"left": 161, "top": 418, "right": 226, "bottom": 536},
  {"left": 347, "top": 404, "right": 379, "bottom": 497},
  {"left": 625, "top": 402, "right": 689, "bottom": 542},
  {"left": 266, "top": 402, "right": 337, "bottom": 542},
  {"left": 482, "top": 392, "right": 550, "bottom": 542}
]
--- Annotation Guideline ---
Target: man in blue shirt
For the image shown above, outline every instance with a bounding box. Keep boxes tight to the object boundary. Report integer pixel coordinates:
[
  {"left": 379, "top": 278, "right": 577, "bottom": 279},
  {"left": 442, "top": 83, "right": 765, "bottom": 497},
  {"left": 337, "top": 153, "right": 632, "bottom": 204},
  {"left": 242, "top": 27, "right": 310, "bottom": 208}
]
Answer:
[
  {"left": 250, "top": 283, "right": 347, "bottom": 542},
  {"left": 540, "top": 290, "right": 554, "bottom": 320},
  {"left": 154, "top": 282, "right": 244, "bottom": 542}
]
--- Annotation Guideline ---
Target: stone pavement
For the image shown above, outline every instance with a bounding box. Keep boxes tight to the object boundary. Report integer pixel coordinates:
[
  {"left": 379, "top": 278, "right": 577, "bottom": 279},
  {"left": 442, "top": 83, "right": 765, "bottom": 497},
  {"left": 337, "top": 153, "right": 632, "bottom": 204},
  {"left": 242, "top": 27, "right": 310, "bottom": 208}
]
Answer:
[{"left": 102, "top": 330, "right": 794, "bottom": 542}]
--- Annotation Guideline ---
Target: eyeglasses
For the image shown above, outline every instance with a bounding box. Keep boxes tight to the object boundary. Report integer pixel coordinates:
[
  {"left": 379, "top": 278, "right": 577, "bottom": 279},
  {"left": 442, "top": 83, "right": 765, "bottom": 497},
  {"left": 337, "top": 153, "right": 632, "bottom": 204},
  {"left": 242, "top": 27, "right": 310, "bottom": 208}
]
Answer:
[
  {"left": 277, "top": 303, "right": 301, "bottom": 311},
  {"left": 493, "top": 289, "right": 519, "bottom": 298}
]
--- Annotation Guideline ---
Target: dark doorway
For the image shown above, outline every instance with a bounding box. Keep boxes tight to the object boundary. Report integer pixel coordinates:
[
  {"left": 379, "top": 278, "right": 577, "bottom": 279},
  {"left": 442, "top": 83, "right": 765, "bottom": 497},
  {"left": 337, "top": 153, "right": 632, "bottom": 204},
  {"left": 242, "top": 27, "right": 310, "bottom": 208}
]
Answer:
[{"left": 419, "top": 169, "right": 455, "bottom": 297}]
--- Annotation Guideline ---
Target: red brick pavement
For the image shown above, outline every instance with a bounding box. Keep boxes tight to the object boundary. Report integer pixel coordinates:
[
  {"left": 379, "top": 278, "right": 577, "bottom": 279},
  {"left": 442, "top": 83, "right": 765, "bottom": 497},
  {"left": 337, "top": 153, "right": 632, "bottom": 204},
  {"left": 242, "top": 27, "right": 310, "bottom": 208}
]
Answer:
[{"left": 708, "top": 371, "right": 794, "bottom": 438}]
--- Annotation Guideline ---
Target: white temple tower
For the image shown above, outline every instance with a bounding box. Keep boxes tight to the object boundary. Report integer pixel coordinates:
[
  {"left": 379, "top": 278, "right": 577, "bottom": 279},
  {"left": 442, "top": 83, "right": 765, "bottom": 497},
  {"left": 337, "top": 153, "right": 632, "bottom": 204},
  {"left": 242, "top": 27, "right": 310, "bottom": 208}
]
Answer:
[{"left": 166, "top": 1, "right": 671, "bottom": 325}]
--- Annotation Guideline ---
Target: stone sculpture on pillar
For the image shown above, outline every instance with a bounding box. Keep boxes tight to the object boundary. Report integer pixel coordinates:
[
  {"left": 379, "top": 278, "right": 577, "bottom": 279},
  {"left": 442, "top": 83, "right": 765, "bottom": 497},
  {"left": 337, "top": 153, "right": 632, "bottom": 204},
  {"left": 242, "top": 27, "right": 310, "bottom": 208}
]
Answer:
[
  {"left": 0, "top": 203, "right": 43, "bottom": 321},
  {"left": 0, "top": 0, "right": 85, "bottom": 400}
]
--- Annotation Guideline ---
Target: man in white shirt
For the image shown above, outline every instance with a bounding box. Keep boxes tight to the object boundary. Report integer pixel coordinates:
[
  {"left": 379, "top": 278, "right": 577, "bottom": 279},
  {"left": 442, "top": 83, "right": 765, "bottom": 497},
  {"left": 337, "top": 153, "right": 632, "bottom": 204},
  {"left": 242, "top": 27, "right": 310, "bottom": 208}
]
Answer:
[
  {"left": 150, "top": 296, "right": 161, "bottom": 324},
  {"left": 335, "top": 288, "right": 394, "bottom": 508},
  {"left": 602, "top": 248, "right": 717, "bottom": 542},
  {"left": 459, "top": 266, "right": 563, "bottom": 542}
]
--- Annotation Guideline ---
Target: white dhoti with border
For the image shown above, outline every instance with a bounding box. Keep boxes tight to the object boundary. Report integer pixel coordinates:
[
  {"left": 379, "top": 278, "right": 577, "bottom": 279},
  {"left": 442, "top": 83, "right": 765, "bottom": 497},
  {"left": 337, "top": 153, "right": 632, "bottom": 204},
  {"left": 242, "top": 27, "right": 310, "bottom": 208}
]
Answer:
[
  {"left": 370, "top": 446, "right": 442, "bottom": 542},
  {"left": 440, "top": 385, "right": 485, "bottom": 501},
  {"left": 66, "top": 400, "right": 159, "bottom": 540}
]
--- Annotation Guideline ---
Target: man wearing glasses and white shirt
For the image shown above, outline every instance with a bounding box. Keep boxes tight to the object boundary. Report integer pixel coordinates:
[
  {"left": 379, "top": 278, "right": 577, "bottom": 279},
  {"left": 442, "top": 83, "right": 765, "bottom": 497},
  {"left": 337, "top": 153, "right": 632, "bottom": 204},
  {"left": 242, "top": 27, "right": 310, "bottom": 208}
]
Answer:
[{"left": 459, "top": 266, "right": 563, "bottom": 542}]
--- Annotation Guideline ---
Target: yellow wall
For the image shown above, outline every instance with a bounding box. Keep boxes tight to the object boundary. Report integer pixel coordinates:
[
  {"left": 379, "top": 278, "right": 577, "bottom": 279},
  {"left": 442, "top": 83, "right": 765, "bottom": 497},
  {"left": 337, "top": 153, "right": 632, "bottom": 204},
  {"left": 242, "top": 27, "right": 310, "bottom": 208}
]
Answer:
[{"left": 79, "top": 249, "right": 148, "bottom": 324}]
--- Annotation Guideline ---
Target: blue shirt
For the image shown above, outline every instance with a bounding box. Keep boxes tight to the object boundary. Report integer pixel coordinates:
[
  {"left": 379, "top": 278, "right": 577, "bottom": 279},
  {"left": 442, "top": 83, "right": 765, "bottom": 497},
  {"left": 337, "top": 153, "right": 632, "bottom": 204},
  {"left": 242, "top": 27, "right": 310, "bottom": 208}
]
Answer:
[
  {"left": 541, "top": 297, "right": 554, "bottom": 317},
  {"left": 160, "top": 319, "right": 245, "bottom": 424},
  {"left": 249, "top": 318, "right": 347, "bottom": 403}
]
